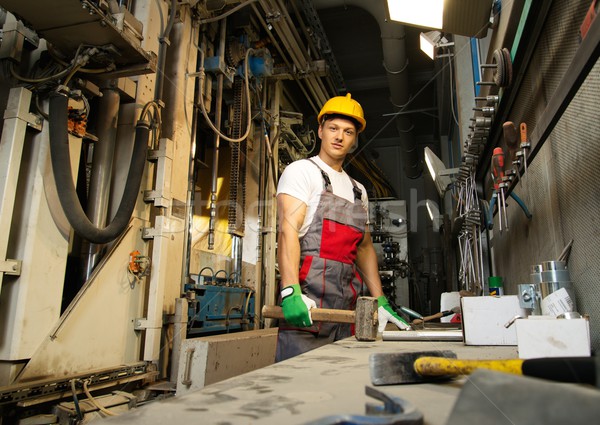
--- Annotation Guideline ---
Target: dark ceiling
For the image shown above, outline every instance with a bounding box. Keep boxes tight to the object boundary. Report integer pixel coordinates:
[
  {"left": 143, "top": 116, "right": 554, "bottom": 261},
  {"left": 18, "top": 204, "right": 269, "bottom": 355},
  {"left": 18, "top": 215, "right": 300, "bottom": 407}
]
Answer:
[{"left": 316, "top": 5, "right": 442, "bottom": 146}]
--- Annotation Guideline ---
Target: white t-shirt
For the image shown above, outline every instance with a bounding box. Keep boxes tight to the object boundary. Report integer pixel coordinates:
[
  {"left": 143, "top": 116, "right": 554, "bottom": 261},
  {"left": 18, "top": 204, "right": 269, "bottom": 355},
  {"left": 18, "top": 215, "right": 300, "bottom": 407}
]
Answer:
[{"left": 277, "top": 156, "right": 369, "bottom": 237}]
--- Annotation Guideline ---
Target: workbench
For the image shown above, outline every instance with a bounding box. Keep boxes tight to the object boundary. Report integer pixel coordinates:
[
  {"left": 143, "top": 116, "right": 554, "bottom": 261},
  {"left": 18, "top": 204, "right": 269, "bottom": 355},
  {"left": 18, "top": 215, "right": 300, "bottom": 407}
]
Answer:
[{"left": 103, "top": 338, "right": 519, "bottom": 424}]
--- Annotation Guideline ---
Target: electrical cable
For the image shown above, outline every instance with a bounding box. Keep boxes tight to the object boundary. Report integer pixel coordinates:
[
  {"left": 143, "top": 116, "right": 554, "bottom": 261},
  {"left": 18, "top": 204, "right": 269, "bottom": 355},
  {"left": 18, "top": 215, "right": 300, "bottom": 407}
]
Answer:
[
  {"left": 70, "top": 379, "right": 84, "bottom": 422},
  {"left": 200, "top": 0, "right": 259, "bottom": 24},
  {"left": 62, "top": 64, "right": 83, "bottom": 87},
  {"left": 139, "top": 100, "right": 162, "bottom": 149},
  {"left": 255, "top": 84, "right": 278, "bottom": 190},
  {"left": 49, "top": 91, "right": 151, "bottom": 243},
  {"left": 10, "top": 62, "right": 72, "bottom": 84},
  {"left": 447, "top": 53, "right": 460, "bottom": 128},
  {"left": 82, "top": 379, "right": 117, "bottom": 416},
  {"left": 46, "top": 43, "right": 115, "bottom": 74},
  {"left": 196, "top": 48, "right": 253, "bottom": 143}
]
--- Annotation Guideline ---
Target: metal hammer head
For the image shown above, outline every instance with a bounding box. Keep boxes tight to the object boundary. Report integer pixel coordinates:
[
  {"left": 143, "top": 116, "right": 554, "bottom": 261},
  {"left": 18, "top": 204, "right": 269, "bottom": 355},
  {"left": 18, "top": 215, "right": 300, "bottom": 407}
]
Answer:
[{"left": 355, "top": 296, "right": 378, "bottom": 341}]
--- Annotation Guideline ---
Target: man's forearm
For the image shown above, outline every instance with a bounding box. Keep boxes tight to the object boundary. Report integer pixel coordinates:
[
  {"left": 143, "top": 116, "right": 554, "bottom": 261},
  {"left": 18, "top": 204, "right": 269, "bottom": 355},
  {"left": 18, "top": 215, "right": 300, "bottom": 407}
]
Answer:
[
  {"left": 356, "top": 233, "right": 384, "bottom": 298},
  {"left": 278, "top": 231, "right": 301, "bottom": 287}
]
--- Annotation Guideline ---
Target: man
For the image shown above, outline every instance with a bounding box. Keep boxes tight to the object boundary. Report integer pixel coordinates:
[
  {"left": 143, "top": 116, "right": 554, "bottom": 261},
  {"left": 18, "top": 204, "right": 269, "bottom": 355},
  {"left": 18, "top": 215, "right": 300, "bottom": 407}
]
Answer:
[{"left": 275, "top": 93, "right": 410, "bottom": 361}]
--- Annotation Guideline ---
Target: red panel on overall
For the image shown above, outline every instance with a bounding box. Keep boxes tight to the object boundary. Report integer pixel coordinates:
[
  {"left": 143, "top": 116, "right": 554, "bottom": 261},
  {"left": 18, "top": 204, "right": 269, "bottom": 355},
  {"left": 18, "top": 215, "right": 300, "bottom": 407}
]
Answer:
[{"left": 320, "top": 219, "right": 362, "bottom": 264}]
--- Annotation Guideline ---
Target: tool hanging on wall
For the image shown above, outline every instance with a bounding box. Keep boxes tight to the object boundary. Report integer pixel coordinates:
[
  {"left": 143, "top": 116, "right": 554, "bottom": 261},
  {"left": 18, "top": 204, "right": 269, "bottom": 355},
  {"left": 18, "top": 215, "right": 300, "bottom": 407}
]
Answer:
[
  {"left": 503, "top": 121, "right": 521, "bottom": 186},
  {"left": 491, "top": 147, "right": 509, "bottom": 232},
  {"left": 520, "top": 122, "right": 531, "bottom": 177},
  {"left": 486, "top": 190, "right": 532, "bottom": 230},
  {"left": 456, "top": 170, "right": 484, "bottom": 294},
  {"left": 477, "top": 47, "right": 513, "bottom": 88}
]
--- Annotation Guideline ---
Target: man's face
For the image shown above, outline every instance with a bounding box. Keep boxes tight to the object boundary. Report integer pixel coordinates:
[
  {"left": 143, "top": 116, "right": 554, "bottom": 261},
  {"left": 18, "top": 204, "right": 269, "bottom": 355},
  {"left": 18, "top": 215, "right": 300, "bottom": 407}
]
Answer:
[{"left": 318, "top": 117, "right": 358, "bottom": 162}]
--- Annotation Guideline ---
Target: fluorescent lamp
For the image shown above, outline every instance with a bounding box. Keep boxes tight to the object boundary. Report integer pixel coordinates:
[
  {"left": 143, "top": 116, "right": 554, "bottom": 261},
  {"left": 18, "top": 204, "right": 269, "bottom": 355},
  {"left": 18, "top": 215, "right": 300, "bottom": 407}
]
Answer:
[
  {"left": 387, "top": 0, "right": 444, "bottom": 30},
  {"left": 420, "top": 31, "right": 454, "bottom": 60},
  {"left": 387, "top": 0, "right": 493, "bottom": 38},
  {"left": 420, "top": 31, "right": 442, "bottom": 60},
  {"left": 424, "top": 147, "right": 438, "bottom": 181},
  {"left": 424, "top": 147, "right": 454, "bottom": 197}
]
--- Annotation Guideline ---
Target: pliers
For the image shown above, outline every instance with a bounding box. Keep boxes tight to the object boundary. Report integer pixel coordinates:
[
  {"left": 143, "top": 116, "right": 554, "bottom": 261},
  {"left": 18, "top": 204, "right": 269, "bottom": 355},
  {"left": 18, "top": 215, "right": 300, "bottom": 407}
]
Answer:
[{"left": 486, "top": 190, "right": 532, "bottom": 230}]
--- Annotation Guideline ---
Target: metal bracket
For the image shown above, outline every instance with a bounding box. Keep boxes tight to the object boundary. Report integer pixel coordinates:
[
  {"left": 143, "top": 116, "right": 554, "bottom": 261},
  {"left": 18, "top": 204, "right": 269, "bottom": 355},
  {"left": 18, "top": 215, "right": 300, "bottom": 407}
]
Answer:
[
  {"left": 145, "top": 138, "right": 173, "bottom": 207},
  {"left": 0, "top": 20, "right": 39, "bottom": 62},
  {"left": 2, "top": 95, "right": 42, "bottom": 131},
  {"left": 0, "top": 259, "right": 22, "bottom": 276},
  {"left": 134, "top": 318, "right": 149, "bottom": 330},
  {"left": 141, "top": 227, "right": 159, "bottom": 240},
  {"left": 142, "top": 216, "right": 173, "bottom": 240},
  {"left": 143, "top": 190, "right": 171, "bottom": 208}
]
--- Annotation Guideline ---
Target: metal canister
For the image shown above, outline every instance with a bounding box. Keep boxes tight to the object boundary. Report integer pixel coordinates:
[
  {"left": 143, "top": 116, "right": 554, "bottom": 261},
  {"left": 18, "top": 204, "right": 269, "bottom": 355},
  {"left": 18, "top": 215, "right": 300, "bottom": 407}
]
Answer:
[
  {"left": 540, "top": 260, "right": 571, "bottom": 283},
  {"left": 538, "top": 260, "right": 577, "bottom": 315},
  {"left": 530, "top": 264, "right": 543, "bottom": 284}
]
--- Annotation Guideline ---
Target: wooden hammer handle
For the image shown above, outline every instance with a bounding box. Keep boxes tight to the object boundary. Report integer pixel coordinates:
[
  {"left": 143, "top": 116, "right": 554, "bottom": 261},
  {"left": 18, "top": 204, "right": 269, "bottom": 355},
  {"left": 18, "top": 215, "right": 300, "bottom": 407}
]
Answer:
[{"left": 262, "top": 305, "right": 355, "bottom": 324}]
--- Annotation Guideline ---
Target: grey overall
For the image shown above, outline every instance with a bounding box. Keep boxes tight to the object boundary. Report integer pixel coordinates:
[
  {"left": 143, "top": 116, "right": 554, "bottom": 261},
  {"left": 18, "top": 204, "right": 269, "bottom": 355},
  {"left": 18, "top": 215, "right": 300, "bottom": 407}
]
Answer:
[{"left": 275, "top": 159, "right": 368, "bottom": 361}]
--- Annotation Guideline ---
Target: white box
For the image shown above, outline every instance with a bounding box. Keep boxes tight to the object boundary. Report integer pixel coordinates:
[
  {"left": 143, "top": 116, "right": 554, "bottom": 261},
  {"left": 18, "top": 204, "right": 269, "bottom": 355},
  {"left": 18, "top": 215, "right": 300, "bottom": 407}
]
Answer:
[
  {"left": 515, "top": 316, "right": 591, "bottom": 359},
  {"left": 461, "top": 296, "right": 525, "bottom": 345}
]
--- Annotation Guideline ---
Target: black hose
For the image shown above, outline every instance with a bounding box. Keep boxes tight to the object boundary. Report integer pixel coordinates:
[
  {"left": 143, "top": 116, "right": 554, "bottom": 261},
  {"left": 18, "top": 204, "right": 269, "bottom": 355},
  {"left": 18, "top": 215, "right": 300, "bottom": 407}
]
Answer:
[{"left": 49, "top": 91, "right": 149, "bottom": 244}]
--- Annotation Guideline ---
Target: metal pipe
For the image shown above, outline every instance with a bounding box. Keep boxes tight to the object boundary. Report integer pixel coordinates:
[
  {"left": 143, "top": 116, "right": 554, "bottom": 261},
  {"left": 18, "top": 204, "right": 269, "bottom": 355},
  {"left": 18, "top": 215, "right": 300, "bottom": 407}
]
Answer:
[
  {"left": 155, "top": 0, "right": 178, "bottom": 102},
  {"left": 181, "top": 29, "right": 203, "bottom": 291},
  {"left": 251, "top": 2, "right": 321, "bottom": 114},
  {"left": 231, "top": 235, "right": 243, "bottom": 282},
  {"left": 259, "top": 0, "right": 330, "bottom": 108},
  {"left": 261, "top": 0, "right": 307, "bottom": 68},
  {"left": 274, "top": 0, "right": 312, "bottom": 66},
  {"left": 255, "top": 102, "right": 266, "bottom": 328},
  {"left": 207, "top": 19, "right": 227, "bottom": 250},
  {"left": 82, "top": 87, "right": 120, "bottom": 280},
  {"left": 313, "top": 0, "right": 421, "bottom": 178}
]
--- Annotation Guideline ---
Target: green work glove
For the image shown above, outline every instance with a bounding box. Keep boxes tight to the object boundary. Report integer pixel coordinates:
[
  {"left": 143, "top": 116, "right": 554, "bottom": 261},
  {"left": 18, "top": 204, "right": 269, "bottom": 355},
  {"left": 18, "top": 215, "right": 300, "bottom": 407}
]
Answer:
[
  {"left": 280, "top": 284, "right": 316, "bottom": 327},
  {"left": 377, "top": 296, "right": 411, "bottom": 333}
]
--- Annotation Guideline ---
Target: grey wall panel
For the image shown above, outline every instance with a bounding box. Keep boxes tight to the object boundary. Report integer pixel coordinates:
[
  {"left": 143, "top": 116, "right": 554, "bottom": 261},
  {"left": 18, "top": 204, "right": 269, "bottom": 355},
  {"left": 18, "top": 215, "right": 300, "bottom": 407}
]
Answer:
[
  {"left": 489, "top": 0, "right": 600, "bottom": 351},
  {"left": 551, "top": 60, "right": 600, "bottom": 351}
]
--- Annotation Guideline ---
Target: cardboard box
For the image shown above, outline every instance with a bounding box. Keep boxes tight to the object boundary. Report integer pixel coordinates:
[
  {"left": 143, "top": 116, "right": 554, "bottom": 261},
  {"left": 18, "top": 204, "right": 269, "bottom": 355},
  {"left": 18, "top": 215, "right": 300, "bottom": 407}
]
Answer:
[
  {"left": 461, "top": 296, "right": 525, "bottom": 345},
  {"left": 515, "top": 316, "right": 591, "bottom": 359}
]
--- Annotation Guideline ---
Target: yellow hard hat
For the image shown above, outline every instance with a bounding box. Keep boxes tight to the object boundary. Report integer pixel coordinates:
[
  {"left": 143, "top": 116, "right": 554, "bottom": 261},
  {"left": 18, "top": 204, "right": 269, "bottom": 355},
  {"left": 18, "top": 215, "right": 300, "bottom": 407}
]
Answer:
[{"left": 318, "top": 93, "right": 366, "bottom": 133}]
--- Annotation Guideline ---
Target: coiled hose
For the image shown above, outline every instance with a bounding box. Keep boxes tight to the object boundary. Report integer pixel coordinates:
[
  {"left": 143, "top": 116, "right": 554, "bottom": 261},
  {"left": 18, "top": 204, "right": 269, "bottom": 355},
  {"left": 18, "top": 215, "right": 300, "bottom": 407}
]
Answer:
[{"left": 49, "top": 91, "right": 149, "bottom": 244}]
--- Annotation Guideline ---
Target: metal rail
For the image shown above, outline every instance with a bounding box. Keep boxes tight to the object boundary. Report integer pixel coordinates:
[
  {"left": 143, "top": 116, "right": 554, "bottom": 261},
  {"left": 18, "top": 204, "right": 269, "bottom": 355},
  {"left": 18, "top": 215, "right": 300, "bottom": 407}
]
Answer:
[{"left": 0, "top": 363, "right": 154, "bottom": 407}]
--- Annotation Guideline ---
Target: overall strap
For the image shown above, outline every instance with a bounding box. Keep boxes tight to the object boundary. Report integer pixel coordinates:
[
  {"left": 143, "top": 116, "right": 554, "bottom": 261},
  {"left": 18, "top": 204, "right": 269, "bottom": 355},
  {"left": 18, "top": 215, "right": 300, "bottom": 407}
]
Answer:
[
  {"left": 306, "top": 159, "right": 332, "bottom": 192},
  {"left": 347, "top": 176, "right": 363, "bottom": 201}
]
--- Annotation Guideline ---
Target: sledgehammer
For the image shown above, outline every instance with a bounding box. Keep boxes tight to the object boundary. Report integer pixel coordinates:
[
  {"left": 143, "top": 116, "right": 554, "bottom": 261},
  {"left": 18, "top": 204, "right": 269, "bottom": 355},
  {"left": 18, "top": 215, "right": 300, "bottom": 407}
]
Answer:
[{"left": 262, "top": 296, "right": 378, "bottom": 341}]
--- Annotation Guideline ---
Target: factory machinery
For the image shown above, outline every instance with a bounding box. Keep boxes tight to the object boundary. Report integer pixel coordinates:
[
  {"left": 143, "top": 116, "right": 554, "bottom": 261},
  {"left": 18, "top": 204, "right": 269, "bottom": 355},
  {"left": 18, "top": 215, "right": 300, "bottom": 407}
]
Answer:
[
  {"left": 0, "top": 0, "right": 410, "bottom": 422},
  {"left": 1, "top": 0, "right": 597, "bottom": 422}
]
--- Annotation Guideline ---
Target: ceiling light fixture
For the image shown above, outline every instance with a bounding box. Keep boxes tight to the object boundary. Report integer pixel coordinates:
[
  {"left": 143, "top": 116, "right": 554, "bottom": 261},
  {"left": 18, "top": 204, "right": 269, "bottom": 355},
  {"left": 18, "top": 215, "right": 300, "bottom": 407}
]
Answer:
[
  {"left": 424, "top": 147, "right": 458, "bottom": 197},
  {"left": 387, "top": 0, "right": 444, "bottom": 30},
  {"left": 386, "top": 0, "right": 493, "bottom": 38},
  {"left": 419, "top": 30, "right": 454, "bottom": 60}
]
